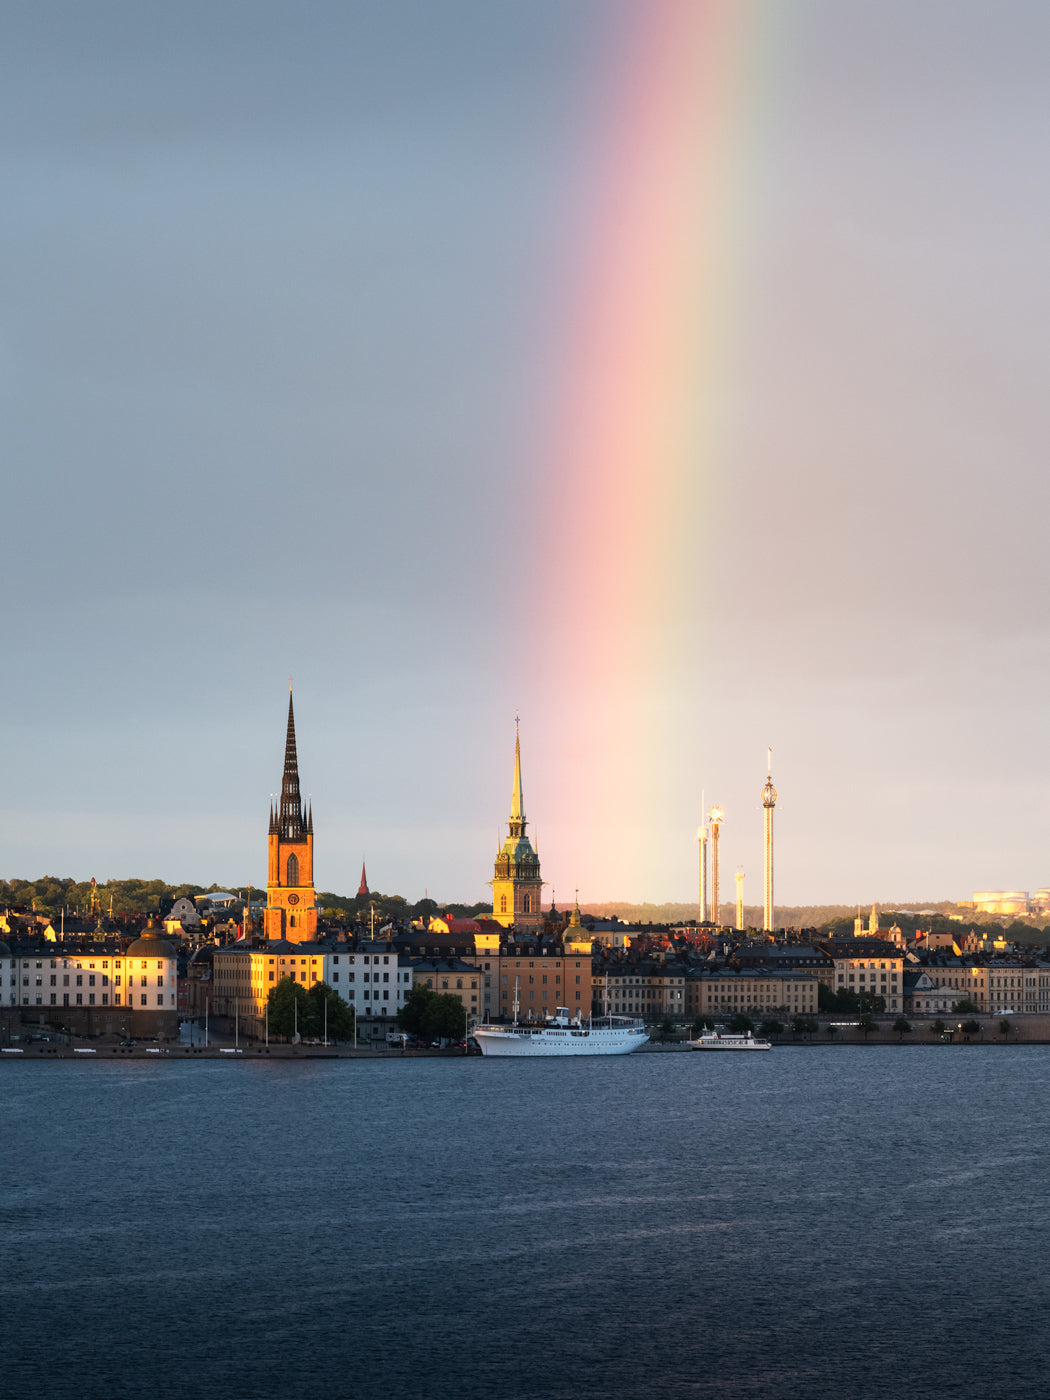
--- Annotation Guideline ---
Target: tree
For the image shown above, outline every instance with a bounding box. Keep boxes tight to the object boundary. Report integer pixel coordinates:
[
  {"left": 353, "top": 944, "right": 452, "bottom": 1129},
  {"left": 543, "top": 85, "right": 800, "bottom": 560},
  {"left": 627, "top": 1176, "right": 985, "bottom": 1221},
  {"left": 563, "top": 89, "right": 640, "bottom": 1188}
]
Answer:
[
  {"left": 792, "top": 1017, "right": 818, "bottom": 1036},
  {"left": 953, "top": 999, "right": 979, "bottom": 1014},
  {"left": 399, "top": 985, "right": 468, "bottom": 1043},
  {"left": 265, "top": 978, "right": 353, "bottom": 1040},
  {"left": 931, "top": 1019, "right": 946, "bottom": 1036},
  {"left": 817, "top": 981, "right": 839, "bottom": 1011},
  {"left": 892, "top": 1017, "right": 912, "bottom": 1040},
  {"left": 759, "top": 1019, "right": 783, "bottom": 1038},
  {"left": 266, "top": 978, "right": 311, "bottom": 1038},
  {"left": 728, "top": 1013, "right": 754, "bottom": 1034},
  {"left": 398, "top": 985, "right": 434, "bottom": 1037},
  {"left": 825, "top": 1023, "right": 838, "bottom": 1037},
  {"left": 961, "top": 1019, "right": 980, "bottom": 1039},
  {"left": 858, "top": 1013, "right": 878, "bottom": 1038},
  {"left": 818, "top": 984, "right": 885, "bottom": 1015},
  {"left": 999, "top": 1018, "right": 1013, "bottom": 1038},
  {"left": 306, "top": 981, "right": 355, "bottom": 1041}
]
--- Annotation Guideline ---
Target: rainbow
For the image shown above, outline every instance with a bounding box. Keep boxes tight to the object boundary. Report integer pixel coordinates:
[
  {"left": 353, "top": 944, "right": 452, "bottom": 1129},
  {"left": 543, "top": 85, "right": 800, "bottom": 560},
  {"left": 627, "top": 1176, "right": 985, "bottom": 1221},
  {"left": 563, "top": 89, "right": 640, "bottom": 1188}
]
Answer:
[{"left": 531, "top": 0, "right": 782, "bottom": 899}]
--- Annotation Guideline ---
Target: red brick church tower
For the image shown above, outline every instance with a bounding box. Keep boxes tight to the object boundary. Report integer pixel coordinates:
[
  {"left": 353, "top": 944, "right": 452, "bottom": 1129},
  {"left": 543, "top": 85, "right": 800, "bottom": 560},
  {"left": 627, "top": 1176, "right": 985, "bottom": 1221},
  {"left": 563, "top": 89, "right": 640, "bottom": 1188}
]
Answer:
[{"left": 264, "top": 684, "right": 317, "bottom": 943}]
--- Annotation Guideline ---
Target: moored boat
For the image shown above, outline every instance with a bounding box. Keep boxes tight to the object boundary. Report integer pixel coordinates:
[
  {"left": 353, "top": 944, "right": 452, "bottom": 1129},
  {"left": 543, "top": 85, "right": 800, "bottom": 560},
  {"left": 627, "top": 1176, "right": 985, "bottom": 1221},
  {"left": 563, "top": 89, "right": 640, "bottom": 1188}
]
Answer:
[
  {"left": 687, "top": 1029, "right": 772, "bottom": 1052},
  {"left": 473, "top": 1006, "right": 648, "bottom": 1057}
]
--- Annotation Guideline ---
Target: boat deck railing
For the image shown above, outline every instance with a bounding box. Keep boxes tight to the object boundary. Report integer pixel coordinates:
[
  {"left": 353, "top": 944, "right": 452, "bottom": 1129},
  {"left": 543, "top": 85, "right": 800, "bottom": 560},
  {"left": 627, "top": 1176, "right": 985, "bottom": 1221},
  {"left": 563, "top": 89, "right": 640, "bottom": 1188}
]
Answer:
[{"left": 476, "top": 1016, "right": 646, "bottom": 1035}]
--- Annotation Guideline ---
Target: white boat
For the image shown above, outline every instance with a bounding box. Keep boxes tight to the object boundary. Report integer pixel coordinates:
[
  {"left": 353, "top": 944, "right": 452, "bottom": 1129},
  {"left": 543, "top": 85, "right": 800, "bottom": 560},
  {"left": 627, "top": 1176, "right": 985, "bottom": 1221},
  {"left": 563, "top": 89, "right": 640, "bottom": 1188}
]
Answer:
[
  {"left": 473, "top": 1006, "right": 649, "bottom": 1057},
  {"left": 688, "top": 1030, "right": 771, "bottom": 1052}
]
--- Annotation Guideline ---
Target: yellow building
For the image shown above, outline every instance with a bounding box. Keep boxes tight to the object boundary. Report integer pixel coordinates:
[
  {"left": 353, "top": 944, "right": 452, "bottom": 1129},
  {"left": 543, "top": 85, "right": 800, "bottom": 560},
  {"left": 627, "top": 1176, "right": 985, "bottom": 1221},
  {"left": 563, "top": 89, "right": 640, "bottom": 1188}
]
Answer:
[
  {"left": 212, "top": 940, "right": 330, "bottom": 1027},
  {"left": 972, "top": 891, "right": 1029, "bottom": 916},
  {"left": 264, "top": 687, "right": 317, "bottom": 944},
  {"left": 2, "top": 924, "right": 178, "bottom": 1037},
  {"left": 413, "top": 958, "right": 480, "bottom": 1028},
  {"left": 823, "top": 938, "right": 904, "bottom": 1013}
]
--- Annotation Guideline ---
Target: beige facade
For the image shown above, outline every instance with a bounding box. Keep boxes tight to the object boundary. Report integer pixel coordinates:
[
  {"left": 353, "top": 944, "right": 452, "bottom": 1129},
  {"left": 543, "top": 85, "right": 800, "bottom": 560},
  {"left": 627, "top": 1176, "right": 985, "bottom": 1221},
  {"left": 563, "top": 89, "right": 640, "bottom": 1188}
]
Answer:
[
  {"left": 597, "top": 966, "right": 690, "bottom": 1021},
  {"left": 825, "top": 940, "right": 904, "bottom": 1013},
  {"left": 413, "top": 960, "right": 480, "bottom": 1029},
  {"left": 490, "top": 946, "right": 592, "bottom": 1021},
  {"left": 920, "top": 963, "right": 988, "bottom": 1010},
  {"left": 987, "top": 962, "right": 1050, "bottom": 1014},
  {"left": 685, "top": 969, "right": 819, "bottom": 1021},
  {"left": 2, "top": 928, "right": 179, "bottom": 1037}
]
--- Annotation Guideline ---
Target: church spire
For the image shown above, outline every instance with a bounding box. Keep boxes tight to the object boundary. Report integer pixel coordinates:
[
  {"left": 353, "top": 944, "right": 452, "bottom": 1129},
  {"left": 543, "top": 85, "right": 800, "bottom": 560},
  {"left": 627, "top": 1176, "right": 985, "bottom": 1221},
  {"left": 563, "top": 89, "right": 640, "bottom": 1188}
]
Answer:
[
  {"left": 358, "top": 860, "right": 370, "bottom": 898},
  {"left": 264, "top": 682, "right": 317, "bottom": 944},
  {"left": 278, "top": 683, "right": 305, "bottom": 840},
  {"left": 508, "top": 714, "right": 526, "bottom": 838}
]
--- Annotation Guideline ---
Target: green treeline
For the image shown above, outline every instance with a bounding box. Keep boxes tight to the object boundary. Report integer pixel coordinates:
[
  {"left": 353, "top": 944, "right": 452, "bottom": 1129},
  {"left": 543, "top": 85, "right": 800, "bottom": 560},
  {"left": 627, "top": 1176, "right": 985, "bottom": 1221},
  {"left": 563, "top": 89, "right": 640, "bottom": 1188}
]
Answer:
[
  {"left": 0, "top": 875, "right": 492, "bottom": 923},
  {"left": 0, "top": 876, "right": 224, "bottom": 917}
]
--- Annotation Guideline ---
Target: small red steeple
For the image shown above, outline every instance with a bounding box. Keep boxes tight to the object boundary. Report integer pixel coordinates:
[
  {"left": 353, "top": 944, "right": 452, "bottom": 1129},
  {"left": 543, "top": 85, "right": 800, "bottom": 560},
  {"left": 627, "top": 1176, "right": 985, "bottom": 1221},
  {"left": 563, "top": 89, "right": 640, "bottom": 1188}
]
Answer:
[{"left": 357, "top": 861, "right": 370, "bottom": 898}]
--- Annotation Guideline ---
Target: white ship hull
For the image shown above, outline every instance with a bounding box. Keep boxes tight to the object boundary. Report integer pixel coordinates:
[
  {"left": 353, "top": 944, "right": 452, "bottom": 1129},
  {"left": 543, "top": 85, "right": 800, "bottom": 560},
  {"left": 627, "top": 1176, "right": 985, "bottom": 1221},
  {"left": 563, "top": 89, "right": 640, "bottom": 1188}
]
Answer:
[
  {"left": 474, "top": 1011, "right": 648, "bottom": 1057},
  {"left": 688, "top": 1031, "right": 771, "bottom": 1052}
]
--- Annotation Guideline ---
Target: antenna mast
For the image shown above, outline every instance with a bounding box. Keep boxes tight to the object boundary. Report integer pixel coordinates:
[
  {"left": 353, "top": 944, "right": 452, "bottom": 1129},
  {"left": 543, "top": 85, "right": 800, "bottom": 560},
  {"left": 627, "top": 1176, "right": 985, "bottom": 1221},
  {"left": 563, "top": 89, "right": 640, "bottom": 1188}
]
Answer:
[{"left": 762, "top": 749, "right": 778, "bottom": 933}]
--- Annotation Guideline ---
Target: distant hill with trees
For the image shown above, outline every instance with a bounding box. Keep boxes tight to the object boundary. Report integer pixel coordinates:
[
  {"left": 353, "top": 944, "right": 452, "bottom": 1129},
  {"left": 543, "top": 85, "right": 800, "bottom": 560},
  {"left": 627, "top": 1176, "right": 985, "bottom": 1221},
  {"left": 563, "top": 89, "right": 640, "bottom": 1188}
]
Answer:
[
  {"left": 578, "top": 900, "right": 1050, "bottom": 941},
  {"left": 577, "top": 900, "right": 961, "bottom": 928},
  {"left": 4, "top": 878, "right": 1047, "bottom": 943},
  {"left": 0, "top": 875, "right": 491, "bottom": 924}
]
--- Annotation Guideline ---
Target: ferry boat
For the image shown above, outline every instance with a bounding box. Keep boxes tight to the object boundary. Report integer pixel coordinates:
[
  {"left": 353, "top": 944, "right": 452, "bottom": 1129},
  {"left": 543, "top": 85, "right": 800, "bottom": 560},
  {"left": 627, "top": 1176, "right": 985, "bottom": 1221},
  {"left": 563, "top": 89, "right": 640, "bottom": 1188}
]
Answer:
[
  {"left": 687, "top": 1029, "right": 772, "bottom": 1052},
  {"left": 473, "top": 1006, "right": 649, "bottom": 1058}
]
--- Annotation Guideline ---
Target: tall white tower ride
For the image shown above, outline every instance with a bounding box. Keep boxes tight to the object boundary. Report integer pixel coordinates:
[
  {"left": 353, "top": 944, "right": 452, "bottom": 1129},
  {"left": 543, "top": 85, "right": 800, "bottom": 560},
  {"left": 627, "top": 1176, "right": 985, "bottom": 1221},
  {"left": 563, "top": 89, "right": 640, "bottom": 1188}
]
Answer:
[
  {"left": 762, "top": 749, "right": 777, "bottom": 933},
  {"left": 735, "top": 868, "right": 745, "bottom": 931},
  {"left": 709, "top": 805, "right": 723, "bottom": 927},
  {"left": 697, "top": 790, "right": 708, "bottom": 924}
]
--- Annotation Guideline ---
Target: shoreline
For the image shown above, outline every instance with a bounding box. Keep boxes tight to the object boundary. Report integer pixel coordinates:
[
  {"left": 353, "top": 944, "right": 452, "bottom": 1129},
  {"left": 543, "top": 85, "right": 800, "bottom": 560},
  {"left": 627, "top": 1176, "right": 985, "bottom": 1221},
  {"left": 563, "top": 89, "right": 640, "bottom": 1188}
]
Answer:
[{"left": 3, "top": 1035, "right": 1049, "bottom": 1059}]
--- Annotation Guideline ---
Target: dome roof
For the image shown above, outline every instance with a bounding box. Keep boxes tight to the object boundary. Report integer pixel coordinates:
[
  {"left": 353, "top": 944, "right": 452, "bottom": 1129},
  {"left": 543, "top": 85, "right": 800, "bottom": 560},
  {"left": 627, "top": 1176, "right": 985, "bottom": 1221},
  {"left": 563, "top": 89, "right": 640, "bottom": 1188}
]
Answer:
[{"left": 126, "top": 922, "right": 176, "bottom": 959}]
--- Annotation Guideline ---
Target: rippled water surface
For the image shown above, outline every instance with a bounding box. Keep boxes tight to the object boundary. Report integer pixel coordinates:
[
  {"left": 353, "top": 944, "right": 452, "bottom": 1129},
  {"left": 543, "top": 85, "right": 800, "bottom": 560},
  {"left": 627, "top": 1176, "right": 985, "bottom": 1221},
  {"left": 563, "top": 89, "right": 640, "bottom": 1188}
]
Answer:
[{"left": 3, "top": 1047, "right": 1049, "bottom": 1400}]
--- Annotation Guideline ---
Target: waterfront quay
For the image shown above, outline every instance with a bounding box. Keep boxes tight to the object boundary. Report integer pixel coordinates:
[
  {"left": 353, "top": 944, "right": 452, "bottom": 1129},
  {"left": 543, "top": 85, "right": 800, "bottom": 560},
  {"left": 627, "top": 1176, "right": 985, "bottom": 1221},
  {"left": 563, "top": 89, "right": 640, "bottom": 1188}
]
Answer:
[{"left": 5, "top": 1010, "right": 1050, "bottom": 1061}]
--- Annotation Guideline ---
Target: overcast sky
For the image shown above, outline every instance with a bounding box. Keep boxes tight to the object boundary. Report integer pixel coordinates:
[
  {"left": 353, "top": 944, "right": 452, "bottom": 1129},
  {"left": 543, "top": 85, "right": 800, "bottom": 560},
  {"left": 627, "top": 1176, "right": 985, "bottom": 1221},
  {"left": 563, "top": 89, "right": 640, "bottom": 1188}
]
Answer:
[{"left": 2, "top": 1, "right": 1048, "bottom": 909}]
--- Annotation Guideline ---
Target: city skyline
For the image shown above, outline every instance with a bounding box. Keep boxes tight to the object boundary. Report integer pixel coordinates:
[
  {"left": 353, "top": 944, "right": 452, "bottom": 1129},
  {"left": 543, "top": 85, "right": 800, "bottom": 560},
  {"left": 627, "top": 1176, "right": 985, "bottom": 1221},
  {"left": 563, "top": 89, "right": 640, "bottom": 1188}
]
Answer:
[{"left": 3, "top": 2, "right": 1049, "bottom": 905}]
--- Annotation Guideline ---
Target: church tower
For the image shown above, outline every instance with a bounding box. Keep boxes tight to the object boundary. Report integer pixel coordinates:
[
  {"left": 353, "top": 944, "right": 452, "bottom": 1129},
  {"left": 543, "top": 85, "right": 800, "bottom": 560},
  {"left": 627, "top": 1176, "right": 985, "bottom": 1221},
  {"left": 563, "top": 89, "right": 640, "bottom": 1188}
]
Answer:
[
  {"left": 490, "top": 722, "right": 543, "bottom": 929},
  {"left": 264, "top": 685, "right": 317, "bottom": 944}
]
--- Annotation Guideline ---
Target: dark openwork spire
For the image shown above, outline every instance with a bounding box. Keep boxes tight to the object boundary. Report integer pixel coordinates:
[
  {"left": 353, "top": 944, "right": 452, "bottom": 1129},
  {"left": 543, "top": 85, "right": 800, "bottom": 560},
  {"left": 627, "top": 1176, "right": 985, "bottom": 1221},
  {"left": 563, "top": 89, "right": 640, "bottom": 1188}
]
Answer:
[{"left": 278, "top": 684, "right": 305, "bottom": 839}]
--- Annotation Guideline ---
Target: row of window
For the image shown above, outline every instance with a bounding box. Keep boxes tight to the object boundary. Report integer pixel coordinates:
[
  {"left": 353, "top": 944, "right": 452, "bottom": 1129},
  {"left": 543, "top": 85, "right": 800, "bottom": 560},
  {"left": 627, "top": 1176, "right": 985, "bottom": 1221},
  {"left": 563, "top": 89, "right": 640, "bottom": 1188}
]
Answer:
[
  {"left": 17, "top": 973, "right": 166, "bottom": 988},
  {"left": 500, "top": 974, "right": 581, "bottom": 986},
  {"left": 15, "top": 993, "right": 173, "bottom": 1007},
  {"left": 501, "top": 989, "right": 583, "bottom": 1001},
  {"left": 12, "top": 959, "right": 166, "bottom": 970}
]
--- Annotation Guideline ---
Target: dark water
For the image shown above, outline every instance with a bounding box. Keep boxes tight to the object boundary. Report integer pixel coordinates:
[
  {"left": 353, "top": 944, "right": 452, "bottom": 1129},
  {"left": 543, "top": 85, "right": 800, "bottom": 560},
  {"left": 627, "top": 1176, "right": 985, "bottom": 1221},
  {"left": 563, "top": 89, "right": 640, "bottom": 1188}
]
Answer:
[{"left": 2, "top": 1047, "right": 1048, "bottom": 1400}]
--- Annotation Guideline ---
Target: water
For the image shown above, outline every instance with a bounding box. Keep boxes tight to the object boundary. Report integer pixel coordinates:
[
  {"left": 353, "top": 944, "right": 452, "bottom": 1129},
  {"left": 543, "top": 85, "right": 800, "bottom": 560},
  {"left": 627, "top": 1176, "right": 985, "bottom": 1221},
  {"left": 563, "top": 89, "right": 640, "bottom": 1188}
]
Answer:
[{"left": 2, "top": 1047, "right": 1048, "bottom": 1400}]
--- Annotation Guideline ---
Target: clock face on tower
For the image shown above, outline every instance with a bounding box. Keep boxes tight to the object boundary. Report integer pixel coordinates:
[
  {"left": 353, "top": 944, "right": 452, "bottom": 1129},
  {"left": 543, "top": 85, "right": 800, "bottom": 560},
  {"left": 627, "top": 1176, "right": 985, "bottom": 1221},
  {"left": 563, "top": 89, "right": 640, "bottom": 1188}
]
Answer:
[{"left": 287, "top": 893, "right": 300, "bottom": 905}]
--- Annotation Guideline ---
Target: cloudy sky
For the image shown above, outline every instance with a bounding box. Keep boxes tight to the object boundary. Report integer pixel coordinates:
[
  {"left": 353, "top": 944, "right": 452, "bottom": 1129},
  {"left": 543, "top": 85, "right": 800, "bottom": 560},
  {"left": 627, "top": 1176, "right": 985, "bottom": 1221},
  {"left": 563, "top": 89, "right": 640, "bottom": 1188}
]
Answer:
[{"left": 2, "top": 1, "right": 1048, "bottom": 909}]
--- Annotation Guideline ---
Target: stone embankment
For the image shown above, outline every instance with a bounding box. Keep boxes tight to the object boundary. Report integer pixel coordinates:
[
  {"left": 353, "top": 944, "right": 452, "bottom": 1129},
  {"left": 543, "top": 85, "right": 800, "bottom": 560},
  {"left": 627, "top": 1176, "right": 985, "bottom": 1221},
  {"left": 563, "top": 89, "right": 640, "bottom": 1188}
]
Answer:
[{"left": 0, "top": 1040, "right": 465, "bottom": 1060}]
